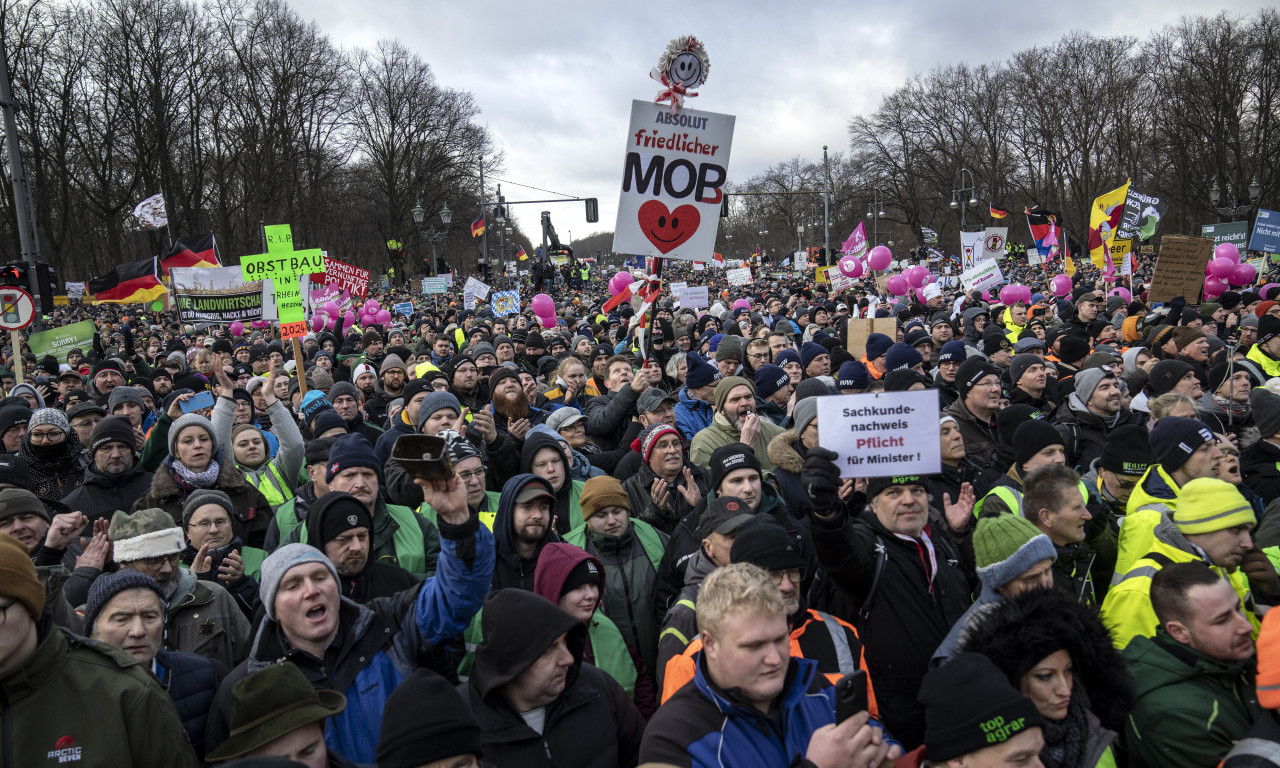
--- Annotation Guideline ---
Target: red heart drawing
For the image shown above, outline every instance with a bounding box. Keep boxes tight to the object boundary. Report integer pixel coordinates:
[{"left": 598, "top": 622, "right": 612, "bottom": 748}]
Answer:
[{"left": 638, "top": 200, "right": 700, "bottom": 254}]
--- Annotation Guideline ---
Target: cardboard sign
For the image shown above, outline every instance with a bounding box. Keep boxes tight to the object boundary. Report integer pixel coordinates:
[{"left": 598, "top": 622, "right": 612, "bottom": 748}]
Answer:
[
  {"left": 959, "top": 259, "right": 1004, "bottom": 293},
  {"left": 676, "top": 285, "right": 709, "bottom": 309},
  {"left": 1250, "top": 209, "right": 1280, "bottom": 254},
  {"left": 1148, "top": 235, "right": 1214, "bottom": 304},
  {"left": 816, "top": 390, "right": 942, "bottom": 478},
  {"left": 612, "top": 100, "right": 736, "bottom": 262},
  {"left": 845, "top": 317, "right": 897, "bottom": 359},
  {"left": 241, "top": 224, "right": 324, "bottom": 339},
  {"left": 422, "top": 277, "right": 448, "bottom": 294},
  {"left": 463, "top": 277, "right": 490, "bottom": 300},
  {"left": 323, "top": 258, "right": 369, "bottom": 298},
  {"left": 726, "top": 267, "right": 752, "bottom": 286}
]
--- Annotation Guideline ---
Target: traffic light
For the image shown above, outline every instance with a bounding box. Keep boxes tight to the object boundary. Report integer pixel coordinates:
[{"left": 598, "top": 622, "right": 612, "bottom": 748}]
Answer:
[
  {"left": 584, "top": 198, "right": 599, "bottom": 223},
  {"left": 0, "top": 263, "right": 27, "bottom": 287},
  {"left": 35, "top": 263, "right": 56, "bottom": 311}
]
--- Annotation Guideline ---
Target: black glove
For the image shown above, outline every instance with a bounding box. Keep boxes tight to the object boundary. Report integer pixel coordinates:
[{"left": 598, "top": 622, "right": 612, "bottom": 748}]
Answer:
[
  {"left": 801, "top": 445, "right": 842, "bottom": 516},
  {"left": 1167, "top": 295, "right": 1186, "bottom": 324}
]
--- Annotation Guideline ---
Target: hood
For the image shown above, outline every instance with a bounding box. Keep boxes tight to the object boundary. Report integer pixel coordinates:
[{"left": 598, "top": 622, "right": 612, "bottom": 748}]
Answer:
[
  {"left": 961, "top": 307, "right": 988, "bottom": 341},
  {"left": 519, "top": 431, "right": 571, "bottom": 491},
  {"left": 10, "top": 383, "right": 45, "bottom": 409},
  {"left": 471, "top": 587, "right": 587, "bottom": 701},
  {"left": 767, "top": 430, "right": 804, "bottom": 475},
  {"left": 1122, "top": 346, "right": 1147, "bottom": 376},
  {"left": 493, "top": 473, "right": 558, "bottom": 556},
  {"left": 681, "top": 547, "right": 717, "bottom": 588},
  {"left": 533, "top": 542, "right": 604, "bottom": 604}
]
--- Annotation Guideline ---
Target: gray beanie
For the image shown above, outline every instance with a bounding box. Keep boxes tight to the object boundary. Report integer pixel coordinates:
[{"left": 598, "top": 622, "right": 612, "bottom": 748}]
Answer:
[
  {"left": 168, "top": 413, "right": 218, "bottom": 457},
  {"left": 182, "top": 489, "right": 235, "bottom": 527},
  {"left": 328, "top": 381, "right": 359, "bottom": 403},
  {"left": 107, "top": 386, "right": 146, "bottom": 414},
  {"left": 793, "top": 397, "right": 819, "bottom": 437},
  {"left": 417, "top": 391, "right": 462, "bottom": 431},
  {"left": 28, "top": 407, "right": 69, "bottom": 435},
  {"left": 259, "top": 544, "right": 339, "bottom": 620},
  {"left": 1252, "top": 387, "right": 1280, "bottom": 439},
  {"left": 1072, "top": 367, "right": 1114, "bottom": 406}
]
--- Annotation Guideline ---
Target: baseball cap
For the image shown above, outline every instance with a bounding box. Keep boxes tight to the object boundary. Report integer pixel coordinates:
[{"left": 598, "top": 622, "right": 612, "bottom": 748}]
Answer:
[
  {"left": 636, "top": 387, "right": 677, "bottom": 414},
  {"left": 546, "top": 408, "right": 587, "bottom": 432},
  {"left": 699, "top": 496, "right": 756, "bottom": 539}
]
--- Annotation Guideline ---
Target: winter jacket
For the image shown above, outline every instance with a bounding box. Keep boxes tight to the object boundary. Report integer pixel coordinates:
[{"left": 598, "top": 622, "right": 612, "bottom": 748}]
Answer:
[
  {"left": 640, "top": 653, "right": 838, "bottom": 768},
  {"left": 584, "top": 383, "right": 645, "bottom": 452},
  {"left": 163, "top": 568, "right": 252, "bottom": 669},
  {"left": 1116, "top": 463, "right": 1183, "bottom": 577},
  {"left": 655, "top": 547, "right": 715, "bottom": 689},
  {"left": 622, "top": 460, "right": 709, "bottom": 537},
  {"left": 756, "top": 397, "right": 788, "bottom": 427},
  {"left": 1243, "top": 438, "right": 1280, "bottom": 508},
  {"left": 0, "top": 620, "right": 198, "bottom": 768},
  {"left": 265, "top": 480, "right": 321, "bottom": 551},
  {"left": 301, "top": 494, "right": 421, "bottom": 603},
  {"left": 688, "top": 411, "right": 787, "bottom": 474},
  {"left": 61, "top": 459, "right": 155, "bottom": 525},
  {"left": 212, "top": 396, "right": 304, "bottom": 510},
  {"left": 138, "top": 456, "right": 274, "bottom": 550},
  {"left": 811, "top": 505, "right": 972, "bottom": 750},
  {"left": 1222, "top": 710, "right": 1280, "bottom": 767},
  {"left": 673, "top": 386, "right": 713, "bottom": 442},
  {"left": 490, "top": 473, "right": 561, "bottom": 591},
  {"left": 155, "top": 647, "right": 220, "bottom": 759},
  {"left": 207, "top": 515, "right": 494, "bottom": 764},
  {"left": 767, "top": 430, "right": 811, "bottom": 521},
  {"left": 1052, "top": 393, "right": 1139, "bottom": 472},
  {"left": 1123, "top": 629, "right": 1260, "bottom": 768},
  {"left": 282, "top": 492, "right": 441, "bottom": 579},
  {"left": 365, "top": 382, "right": 405, "bottom": 427},
  {"left": 19, "top": 436, "right": 90, "bottom": 502},
  {"left": 519, "top": 431, "right": 585, "bottom": 534},
  {"left": 942, "top": 397, "right": 997, "bottom": 471},
  {"left": 374, "top": 408, "right": 417, "bottom": 466}
]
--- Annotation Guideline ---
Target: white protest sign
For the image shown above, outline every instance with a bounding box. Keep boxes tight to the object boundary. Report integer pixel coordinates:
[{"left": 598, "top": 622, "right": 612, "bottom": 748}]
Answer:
[
  {"left": 959, "top": 231, "right": 983, "bottom": 270},
  {"left": 676, "top": 285, "right": 709, "bottom": 309},
  {"left": 726, "top": 267, "right": 752, "bottom": 286},
  {"left": 463, "top": 277, "right": 490, "bottom": 300},
  {"left": 982, "top": 227, "right": 1008, "bottom": 260},
  {"left": 463, "top": 292, "right": 477, "bottom": 310},
  {"left": 816, "top": 390, "right": 941, "bottom": 478},
  {"left": 795, "top": 252, "right": 808, "bottom": 272},
  {"left": 612, "top": 100, "right": 736, "bottom": 262},
  {"left": 959, "top": 259, "right": 1004, "bottom": 293},
  {"left": 669, "top": 281, "right": 688, "bottom": 295},
  {"left": 692, "top": 262, "right": 705, "bottom": 271}
]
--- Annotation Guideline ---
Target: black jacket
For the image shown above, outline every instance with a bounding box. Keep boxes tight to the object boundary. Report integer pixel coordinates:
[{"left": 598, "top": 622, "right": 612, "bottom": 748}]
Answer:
[
  {"left": 62, "top": 460, "right": 155, "bottom": 525},
  {"left": 490, "top": 473, "right": 561, "bottom": 592},
  {"left": 584, "top": 385, "right": 644, "bottom": 451},
  {"left": 156, "top": 647, "right": 221, "bottom": 760},
  {"left": 1053, "top": 395, "right": 1140, "bottom": 473},
  {"left": 1242, "top": 439, "right": 1280, "bottom": 508},
  {"left": 302, "top": 496, "right": 421, "bottom": 603}
]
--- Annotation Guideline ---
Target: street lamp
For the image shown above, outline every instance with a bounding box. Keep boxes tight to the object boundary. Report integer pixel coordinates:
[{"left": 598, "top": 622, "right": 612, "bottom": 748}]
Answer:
[
  {"left": 413, "top": 200, "right": 452, "bottom": 277},
  {"left": 1210, "top": 176, "right": 1262, "bottom": 222},
  {"left": 951, "top": 169, "right": 978, "bottom": 231},
  {"left": 868, "top": 189, "right": 887, "bottom": 245},
  {"left": 796, "top": 222, "right": 804, "bottom": 252}
]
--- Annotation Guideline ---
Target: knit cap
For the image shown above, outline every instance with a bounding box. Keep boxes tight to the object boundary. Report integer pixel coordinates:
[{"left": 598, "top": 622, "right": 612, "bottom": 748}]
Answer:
[
  {"left": 311, "top": 409, "right": 349, "bottom": 437},
  {"left": 416, "top": 391, "right": 462, "bottom": 431},
  {"left": 715, "top": 336, "right": 743, "bottom": 363},
  {"left": 182, "top": 489, "right": 235, "bottom": 527},
  {"left": 28, "top": 407, "right": 69, "bottom": 435},
  {"left": 108, "top": 508, "right": 184, "bottom": 563},
  {"left": 1013, "top": 420, "right": 1064, "bottom": 470},
  {"left": 578, "top": 476, "right": 630, "bottom": 522},
  {"left": 1099, "top": 425, "right": 1153, "bottom": 477},
  {"left": 1149, "top": 417, "right": 1215, "bottom": 471},
  {"left": 326, "top": 433, "right": 381, "bottom": 482},
  {"left": 377, "top": 669, "right": 482, "bottom": 768},
  {"left": 168, "top": 413, "right": 218, "bottom": 457},
  {"left": 754, "top": 365, "right": 790, "bottom": 398},
  {"left": 328, "top": 381, "right": 359, "bottom": 403},
  {"left": 1072, "top": 367, "right": 1115, "bottom": 405},
  {"left": 730, "top": 516, "right": 804, "bottom": 572},
  {"left": 708, "top": 442, "right": 762, "bottom": 492},
  {"left": 1008, "top": 354, "right": 1043, "bottom": 387},
  {"left": 1259, "top": 315, "right": 1280, "bottom": 346},
  {"left": 0, "top": 488, "right": 49, "bottom": 525},
  {"left": 937, "top": 340, "right": 967, "bottom": 365},
  {"left": 636, "top": 423, "right": 681, "bottom": 464},
  {"left": 1172, "top": 478, "right": 1255, "bottom": 535},
  {"left": 773, "top": 348, "right": 801, "bottom": 370},
  {"left": 1258, "top": 609, "right": 1280, "bottom": 709},
  {"left": 885, "top": 342, "right": 924, "bottom": 372},
  {"left": 799, "top": 342, "right": 827, "bottom": 371},
  {"left": 955, "top": 357, "right": 1000, "bottom": 399},
  {"left": 793, "top": 397, "right": 819, "bottom": 436},
  {"left": 685, "top": 352, "right": 721, "bottom": 390},
  {"left": 259, "top": 544, "right": 339, "bottom": 620},
  {"left": 982, "top": 332, "right": 1012, "bottom": 356},
  {"left": 89, "top": 415, "right": 136, "bottom": 455},
  {"left": 1148, "top": 360, "right": 1196, "bottom": 397},
  {"left": 864, "top": 333, "right": 894, "bottom": 362},
  {"left": 0, "top": 532, "right": 46, "bottom": 620},
  {"left": 1252, "top": 387, "right": 1280, "bottom": 439},
  {"left": 312, "top": 492, "right": 374, "bottom": 547},
  {"left": 712, "top": 376, "right": 755, "bottom": 413},
  {"left": 973, "top": 514, "right": 1057, "bottom": 590},
  {"left": 836, "top": 360, "right": 869, "bottom": 390},
  {"left": 83, "top": 570, "right": 166, "bottom": 635},
  {"left": 920, "top": 653, "right": 1043, "bottom": 761},
  {"left": 1057, "top": 335, "right": 1090, "bottom": 365}
]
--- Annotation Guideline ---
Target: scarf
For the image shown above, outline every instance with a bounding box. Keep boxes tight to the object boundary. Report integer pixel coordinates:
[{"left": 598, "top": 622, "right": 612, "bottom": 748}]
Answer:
[
  {"left": 1039, "top": 687, "right": 1089, "bottom": 768},
  {"left": 173, "top": 458, "right": 221, "bottom": 489},
  {"left": 1213, "top": 394, "right": 1250, "bottom": 421}
]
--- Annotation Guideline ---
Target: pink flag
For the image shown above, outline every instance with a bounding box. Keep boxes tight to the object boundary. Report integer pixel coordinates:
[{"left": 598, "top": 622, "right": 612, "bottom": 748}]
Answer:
[{"left": 841, "top": 222, "right": 868, "bottom": 258}]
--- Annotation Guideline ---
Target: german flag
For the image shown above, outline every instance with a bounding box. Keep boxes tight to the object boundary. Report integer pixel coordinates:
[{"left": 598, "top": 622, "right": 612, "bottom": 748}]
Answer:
[
  {"left": 989, "top": 205, "right": 1009, "bottom": 219},
  {"left": 160, "top": 233, "right": 219, "bottom": 276},
  {"left": 471, "top": 216, "right": 485, "bottom": 238},
  {"left": 89, "top": 257, "right": 167, "bottom": 304},
  {"left": 516, "top": 245, "right": 528, "bottom": 261}
]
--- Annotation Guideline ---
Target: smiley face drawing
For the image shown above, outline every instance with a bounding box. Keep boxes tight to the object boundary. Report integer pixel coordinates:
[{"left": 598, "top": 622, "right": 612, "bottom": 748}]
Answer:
[
  {"left": 669, "top": 51, "right": 703, "bottom": 88},
  {"left": 638, "top": 201, "right": 700, "bottom": 254}
]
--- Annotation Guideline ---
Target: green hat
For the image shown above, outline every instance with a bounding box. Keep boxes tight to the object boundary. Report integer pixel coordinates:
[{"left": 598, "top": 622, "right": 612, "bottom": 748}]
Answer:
[
  {"left": 107, "top": 508, "right": 184, "bottom": 563},
  {"left": 0, "top": 488, "right": 49, "bottom": 525},
  {"left": 205, "top": 661, "right": 346, "bottom": 761},
  {"left": 973, "top": 513, "right": 1057, "bottom": 590}
]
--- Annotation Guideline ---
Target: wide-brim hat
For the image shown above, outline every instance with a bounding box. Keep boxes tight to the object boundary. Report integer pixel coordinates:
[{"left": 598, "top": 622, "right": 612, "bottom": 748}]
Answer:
[{"left": 205, "top": 662, "right": 346, "bottom": 761}]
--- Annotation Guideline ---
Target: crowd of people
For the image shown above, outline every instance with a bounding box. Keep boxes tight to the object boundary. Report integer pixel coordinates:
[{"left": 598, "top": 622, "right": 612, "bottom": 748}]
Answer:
[{"left": 3, "top": 253, "right": 1280, "bottom": 768}]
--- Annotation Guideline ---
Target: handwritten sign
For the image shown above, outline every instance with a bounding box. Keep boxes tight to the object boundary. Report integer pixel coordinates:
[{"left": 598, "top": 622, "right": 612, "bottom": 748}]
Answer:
[
  {"left": 959, "top": 259, "right": 1004, "bottom": 293},
  {"left": 726, "top": 267, "right": 752, "bottom": 286},
  {"left": 676, "top": 285, "right": 709, "bottom": 309},
  {"left": 1149, "top": 235, "right": 1213, "bottom": 304},
  {"left": 669, "top": 281, "right": 688, "bottom": 294},
  {"left": 324, "top": 258, "right": 370, "bottom": 298},
  {"left": 816, "top": 390, "right": 941, "bottom": 478},
  {"left": 240, "top": 224, "right": 324, "bottom": 339},
  {"left": 463, "top": 277, "right": 490, "bottom": 300}
]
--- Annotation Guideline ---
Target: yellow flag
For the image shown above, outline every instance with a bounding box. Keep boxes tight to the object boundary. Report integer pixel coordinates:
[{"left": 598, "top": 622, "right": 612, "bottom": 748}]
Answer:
[
  {"left": 1088, "top": 180, "right": 1131, "bottom": 268},
  {"left": 1064, "top": 253, "right": 1077, "bottom": 277}
]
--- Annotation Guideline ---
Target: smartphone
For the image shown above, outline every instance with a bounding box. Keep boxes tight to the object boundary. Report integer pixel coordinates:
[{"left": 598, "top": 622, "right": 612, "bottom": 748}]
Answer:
[
  {"left": 834, "top": 670, "right": 869, "bottom": 724},
  {"left": 180, "top": 390, "right": 216, "bottom": 413},
  {"left": 391, "top": 434, "right": 454, "bottom": 482},
  {"left": 203, "top": 542, "right": 237, "bottom": 575}
]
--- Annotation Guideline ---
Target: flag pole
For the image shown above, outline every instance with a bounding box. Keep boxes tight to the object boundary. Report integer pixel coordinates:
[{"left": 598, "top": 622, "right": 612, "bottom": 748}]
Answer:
[{"left": 160, "top": 185, "right": 174, "bottom": 249}]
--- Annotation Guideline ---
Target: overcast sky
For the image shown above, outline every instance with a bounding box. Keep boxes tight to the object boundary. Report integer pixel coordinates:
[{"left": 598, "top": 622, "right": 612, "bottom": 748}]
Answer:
[{"left": 292, "top": 0, "right": 1266, "bottom": 248}]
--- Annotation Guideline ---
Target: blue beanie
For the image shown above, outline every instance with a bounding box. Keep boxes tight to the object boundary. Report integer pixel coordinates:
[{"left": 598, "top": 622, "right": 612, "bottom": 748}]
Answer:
[
  {"left": 885, "top": 342, "right": 924, "bottom": 372},
  {"left": 755, "top": 364, "right": 790, "bottom": 398},
  {"left": 84, "top": 570, "right": 165, "bottom": 635},
  {"left": 865, "top": 333, "right": 894, "bottom": 361},
  {"left": 774, "top": 349, "right": 801, "bottom": 368},
  {"left": 837, "top": 361, "right": 870, "bottom": 390},
  {"left": 800, "top": 342, "right": 828, "bottom": 371},
  {"left": 326, "top": 433, "right": 381, "bottom": 482},
  {"left": 938, "top": 340, "right": 968, "bottom": 364},
  {"left": 685, "top": 352, "right": 720, "bottom": 390},
  {"left": 708, "top": 333, "right": 725, "bottom": 352}
]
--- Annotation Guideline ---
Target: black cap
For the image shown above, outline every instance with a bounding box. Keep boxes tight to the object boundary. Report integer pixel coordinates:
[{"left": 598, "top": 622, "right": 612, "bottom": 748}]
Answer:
[
  {"left": 730, "top": 516, "right": 804, "bottom": 572},
  {"left": 866, "top": 474, "right": 928, "bottom": 500},
  {"left": 1099, "top": 424, "right": 1153, "bottom": 477},
  {"left": 699, "top": 496, "right": 755, "bottom": 539}
]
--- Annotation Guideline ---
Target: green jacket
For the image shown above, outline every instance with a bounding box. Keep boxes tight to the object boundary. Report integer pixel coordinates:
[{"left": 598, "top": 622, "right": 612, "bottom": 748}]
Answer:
[
  {"left": 420, "top": 490, "right": 503, "bottom": 532},
  {"left": 283, "top": 494, "right": 440, "bottom": 578},
  {"left": 1123, "top": 629, "right": 1260, "bottom": 768},
  {"left": 0, "top": 625, "right": 198, "bottom": 768},
  {"left": 688, "top": 411, "right": 787, "bottom": 473}
]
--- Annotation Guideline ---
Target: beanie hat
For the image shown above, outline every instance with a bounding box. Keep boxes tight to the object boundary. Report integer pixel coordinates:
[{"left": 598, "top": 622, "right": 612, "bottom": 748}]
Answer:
[
  {"left": 559, "top": 558, "right": 602, "bottom": 595},
  {"left": 982, "top": 332, "right": 1013, "bottom": 356},
  {"left": 326, "top": 433, "right": 381, "bottom": 482},
  {"left": 88, "top": 415, "right": 136, "bottom": 455},
  {"left": 799, "top": 342, "right": 827, "bottom": 371},
  {"left": 730, "top": 516, "right": 804, "bottom": 572},
  {"left": 1258, "top": 315, "right": 1280, "bottom": 346},
  {"left": 1257, "top": 301, "right": 1279, "bottom": 319},
  {"left": 754, "top": 364, "right": 790, "bottom": 398},
  {"left": 865, "top": 474, "right": 927, "bottom": 500},
  {"left": 1013, "top": 420, "right": 1065, "bottom": 470},
  {"left": 1252, "top": 387, "right": 1280, "bottom": 438},
  {"left": 443, "top": 432, "right": 484, "bottom": 465},
  {"left": 578, "top": 476, "right": 629, "bottom": 521},
  {"left": 1148, "top": 360, "right": 1196, "bottom": 397},
  {"left": 836, "top": 360, "right": 870, "bottom": 390},
  {"left": 181, "top": 489, "right": 235, "bottom": 527},
  {"left": 937, "top": 340, "right": 967, "bottom": 365},
  {"left": 1099, "top": 425, "right": 1153, "bottom": 477},
  {"left": 259, "top": 544, "right": 339, "bottom": 620},
  {"left": 794, "top": 377, "right": 834, "bottom": 401},
  {"left": 328, "top": 381, "right": 359, "bottom": 403},
  {"left": 708, "top": 442, "right": 762, "bottom": 492},
  {"left": 83, "top": 570, "right": 165, "bottom": 635},
  {"left": 636, "top": 423, "right": 681, "bottom": 464},
  {"left": 864, "top": 333, "right": 894, "bottom": 361},
  {"left": 1072, "top": 367, "right": 1115, "bottom": 405},
  {"left": 712, "top": 376, "right": 755, "bottom": 413},
  {"left": 377, "top": 667, "right": 481, "bottom": 766},
  {"left": 108, "top": 508, "right": 184, "bottom": 562},
  {"left": 919, "top": 653, "right": 1043, "bottom": 761},
  {"left": 1149, "top": 417, "right": 1215, "bottom": 471},
  {"left": 793, "top": 397, "right": 819, "bottom": 437},
  {"left": 107, "top": 386, "right": 146, "bottom": 414},
  {"left": 168, "top": 413, "right": 217, "bottom": 457},
  {"left": 1172, "top": 477, "right": 1256, "bottom": 535},
  {"left": 1171, "top": 325, "right": 1206, "bottom": 352},
  {"left": 311, "top": 409, "right": 349, "bottom": 437},
  {"left": 956, "top": 357, "right": 1000, "bottom": 399},
  {"left": 1008, "top": 354, "right": 1043, "bottom": 387},
  {"left": 1258, "top": 609, "right": 1280, "bottom": 709},
  {"left": 0, "top": 532, "right": 47, "bottom": 620},
  {"left": 973, "top": 514, "right": 1057, "bottom": 590},
  {"left": 1057, "top": 335, "right": 1090, "bottom": 364},
  {"left": 488, "top": 366, "right": 521, "bottom": 395},
  {"left": 715, "top": 336, "right": 743, "bottom": 362},
  {"left": 28, "top": 407, "right": 69, "bottom": 435},
  {"left": 885, "top": 342, "right": 924, "bottom": 372},
  {"left": 416, "top": 391, "right": 462, "bottom": 431},
  {"left": 312, "top": 491, "right": 374, "bottom": 547},
  {"left": 0, "top": 487, "right": 49, "bottom": 525},
  {"left": 773, "top": 349, "right": 801, "bottom": 370},
  {"left": 685, "top": 352, "right": 720, "bottom": 390}
]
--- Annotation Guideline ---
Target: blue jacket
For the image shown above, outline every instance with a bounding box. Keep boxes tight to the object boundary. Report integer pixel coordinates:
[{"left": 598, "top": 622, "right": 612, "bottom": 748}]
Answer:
[
  {"left": 674, "top": 387, "right": 713, "bottom": 441},
  {"left": 640, "top": 652, "right": 837, "bottom": 767},
  {"left": 209, "top": 521, "right": 495, "bottom": 764},
  {"left": 155, "top": 647, "right": 220, "bottom": 759}
]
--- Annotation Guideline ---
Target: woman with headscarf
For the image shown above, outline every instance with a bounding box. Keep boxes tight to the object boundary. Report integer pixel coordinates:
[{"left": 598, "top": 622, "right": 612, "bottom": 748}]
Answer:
[{"left": 18, "top": 408, "right": 88, "bottom": 501}]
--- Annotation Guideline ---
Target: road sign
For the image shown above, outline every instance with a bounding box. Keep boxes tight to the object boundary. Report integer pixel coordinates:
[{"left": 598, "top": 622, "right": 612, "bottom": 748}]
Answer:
[{"left": 0, "top": 287, "right": 36, "bottom": 330}]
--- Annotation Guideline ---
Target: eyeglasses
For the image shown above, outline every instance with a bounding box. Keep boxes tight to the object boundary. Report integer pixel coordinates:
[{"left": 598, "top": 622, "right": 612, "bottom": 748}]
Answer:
[
  {"left": 457, "top": 469, "right": 486, "bottom": 482},
  {"left": 770, "top": 568, "right": 803, "bottom": 586},
  {"left": 135, "top": 553, "right": 181, "bottom": 569},
  {"left": 189, "top": 518, "right": 229, "bottom": 530},
  {"left": 28, "top": 429, "right": 66, "bottom": 443}
]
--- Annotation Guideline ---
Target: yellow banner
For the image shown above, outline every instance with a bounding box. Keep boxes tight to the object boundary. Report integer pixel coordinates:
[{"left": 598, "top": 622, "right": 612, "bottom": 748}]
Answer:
[{"left": 1089, "top": 180, "right": 1131, "bottom": 268}]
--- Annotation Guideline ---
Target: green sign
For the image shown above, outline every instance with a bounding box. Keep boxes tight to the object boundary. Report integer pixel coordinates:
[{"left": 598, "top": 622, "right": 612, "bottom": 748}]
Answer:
[
  {"left": 28, "top": 320, "right": 96, "bottom": 363},
  {"left": 422, "top": 277, "right": 447, "bottom": 294},
  {"left": 1201, "top": 221, "right": 1250, "bottom": 252},
  {"left": 240, "top": 224, "right": 324, "bottom": 338}
]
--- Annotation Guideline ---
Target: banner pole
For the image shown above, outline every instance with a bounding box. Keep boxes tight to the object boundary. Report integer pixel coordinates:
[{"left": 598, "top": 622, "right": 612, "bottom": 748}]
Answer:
[{"left": 291, "top": 337, "right": 307, "bottom": 396}]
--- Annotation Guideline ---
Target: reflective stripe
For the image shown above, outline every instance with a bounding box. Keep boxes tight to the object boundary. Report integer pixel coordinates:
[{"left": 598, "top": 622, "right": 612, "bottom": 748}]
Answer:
[
  {"left": 1226, "top": 737, "right": 1280, "bottom": 763},
  {"left": 815, "top": 611, "right": 856, "bottom": 675},
  {"left": 1174, "top": 504, "right": 1254, "bottom": 526},
  {"left": 974, "top": 486, "right": 1022, "bottom": 518},
  {"left": 659, "top": 627, "right": 689, "bottom": 645},
  {"left": 1113, "top": 565, "right": 1159, "bottom": 585}
]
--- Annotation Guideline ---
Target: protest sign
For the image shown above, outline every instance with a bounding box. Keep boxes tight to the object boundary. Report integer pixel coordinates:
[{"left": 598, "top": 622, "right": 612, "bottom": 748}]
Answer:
[
  {"left": 960, "top": 231, "right": 983, "bottom": 270},
  {"left": 612, "top": 100, "right": 736, "bottom": 262},
  {"left": 982, "top": 228, "right": 1008, "bottom": 260},
  {"left": 491, "top": 290, "right": 519, "bottom": 316},
  {"left": 959, "top": 259, "right": 1004, "bottom": 293},
  {"left": 795, "top": 252, "right": 808, "bottom": 272},
  {"left": 692, "top": 262, "right": 705, "bottom": 271},
  {"left": 28, "top": 320, "right": 96, "bottom": 363},
  {"left": 170, "top": 266, "right": 263, "bottom": 323},
  {"left": 816, "top": 390, "right": 941, "bottom": 478},
  {"left": 422, "top": 277, "right": 448, "bottom": 294},
  {"left": 1250, "top": 209, "right": 1280, "bottom": 254},
  {"left": 669, "top": 281, "right": 688, "bottom": 295},
  {"left": 323, "top": 258, "right": 369, "bottom": 298},
  {"left": 393, "top": 301, "right": 413, "bottom": 318},
  {"left": 65, "top": 282, "right": 86, "bottom": 299},
  {"left": 463, "top": 276, "right": 490, "bottom": 300},
  {"left": 463, "top": 292, "right": 477, "bottom": 310},
  {"left": 726, "top": 267, "right": 751, "bottom": 286},
  {"left": 307, "top": 283, "right": 351, "bottom": 316},
  {"left": 1201, "top": 221, "right": 1249, "bottom": 253},
  {"left": 676, "top": 285, "right": 709, "bottom": 309},
  {"left": 1148, "top": 235, "right": 1213, "bottom": 303},
  {"left": 845, "top": 318, "right": 897, "bottom": 359},
  {"left": 240, "top": 224, "right": 324, "bottom": 339}
]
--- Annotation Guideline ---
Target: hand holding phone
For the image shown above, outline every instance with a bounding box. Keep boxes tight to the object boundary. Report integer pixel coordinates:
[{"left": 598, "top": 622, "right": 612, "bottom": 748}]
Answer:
[
  {"left": 834, "top": 670, "right": 869, "bottom": 724},
  {"left": 180, "top": 390, "right": 216, "bottom": 413}
]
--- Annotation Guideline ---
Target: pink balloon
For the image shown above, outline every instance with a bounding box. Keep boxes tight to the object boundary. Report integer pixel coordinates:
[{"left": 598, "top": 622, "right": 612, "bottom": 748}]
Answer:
[
  {"left": 852, "top": 259, "right": 866, "bottom": 278},
  {"left": 1262, "top": 283, "right": 1280, "bottom": 299},
  {"left": 1018, "top": 286, "right": 1033, "bottom": 304},
  {"left": 229, "top": 321, "right": 245, "bottom": 337},
  {"left": 867, "top": 245, "right": 893, "bottom": 271},
  {"left": 375, "top": 309, "right": 391, "bottom": 325},
  {"left": 914, "top": 287, "right": 928, "bottom": 303},
  {"left": 364, "top": 300, "right": 380, "bottom": 312},
  {"left": 322, "top": 301, "right": 340, "bottom": 317},
  {"left": 907, "top": 266, "right": 928, "bottom": 288},
  {"left": 1109, "top": 287, "right": 1132, "bottom": 304},
  {"left": 531, "top": 293, "right": 554, "bottom": 316},
  {"left": 999, "top": 285, "right": 1020, "bottom": 305},
  {"left": 886, "top": 275, "right": 909, "bottom": 296},
  {"left": 837, "top": 254, "right": 859, "bottom": 278},
  {"left": 981, "top": 290, "right": 993, "bottom": 302},
  {"left": 1230, "top": 262, "right": 1257, "bottom": 286},
  {"left": 310, "top": 314, "right": 326, "bottom": 332},
  {"left": 1050, "top": 274, "right": 1073, "bottom": 297},
  {"left": 343, "top": 310, "right": 356, "bottom": 327},
  {"left": 1209, "top": 256, "right": 1237, "bottom": 279},
  {"left": 537, "top": 314, "right": 557, "bottom": 328},
  {"left": 1204, "top": 275, "right": 1228, "bottom": 297},
  {"left": 1214, "top": 242, "right": 1242, "bottom": 264}
]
